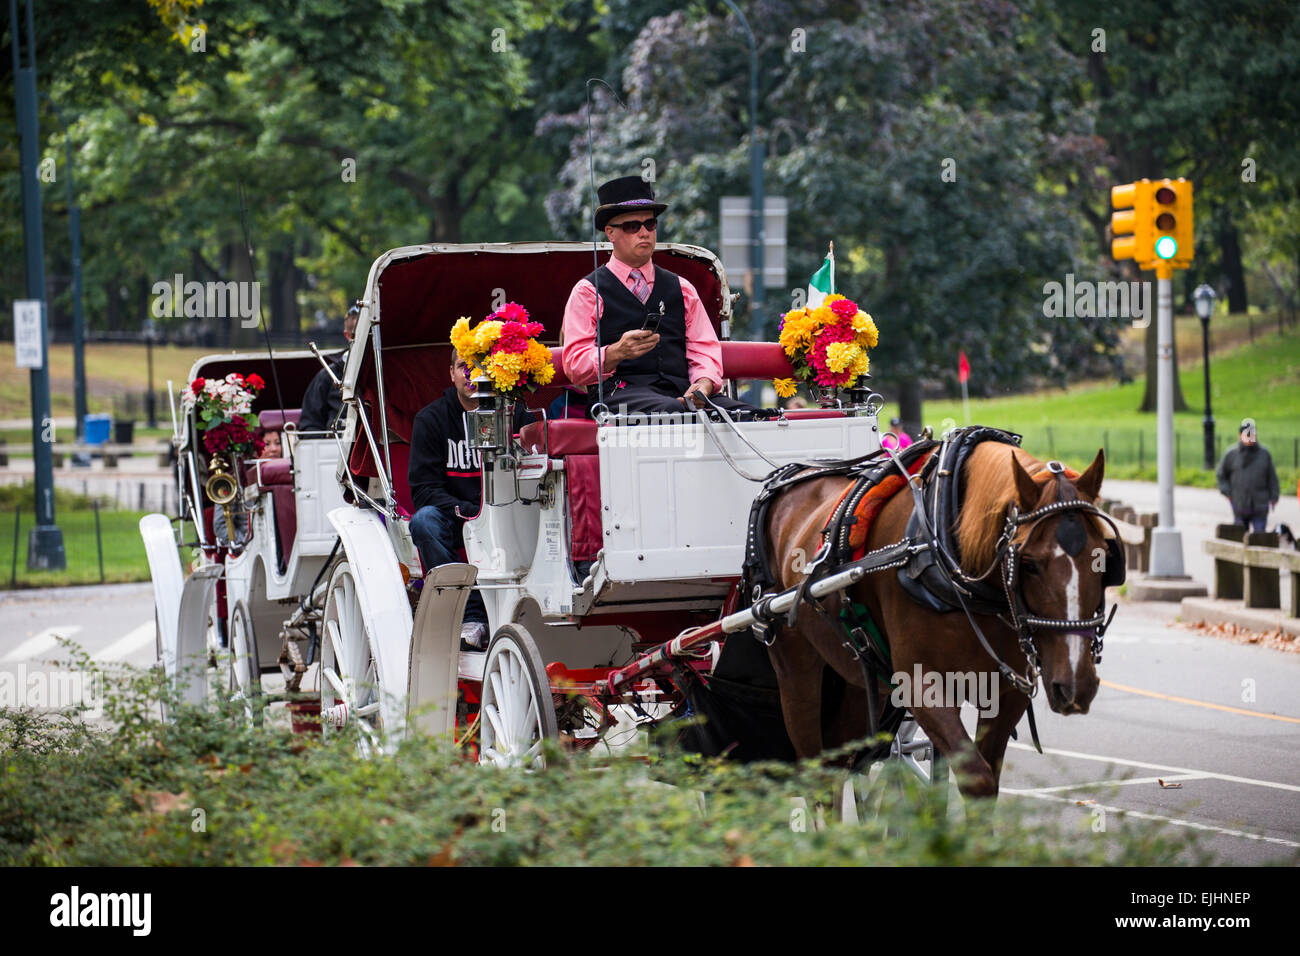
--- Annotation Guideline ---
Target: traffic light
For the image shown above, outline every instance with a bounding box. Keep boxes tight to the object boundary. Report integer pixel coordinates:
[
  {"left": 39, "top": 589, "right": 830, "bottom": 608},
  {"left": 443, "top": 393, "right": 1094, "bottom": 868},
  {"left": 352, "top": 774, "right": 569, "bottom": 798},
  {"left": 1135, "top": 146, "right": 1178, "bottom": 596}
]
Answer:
[
  {"left": 1110, "top": 181, "right": 1151, "bottom": 263},
  {"left": 1152, "top": 180, "right": 1178, "bottom": 261},
  {"left": 1110, "top": 178, "right": 1194, "bottom": 269},
  {"left": 1171, "top": 179, "right": 1194, "bottom": 266}
]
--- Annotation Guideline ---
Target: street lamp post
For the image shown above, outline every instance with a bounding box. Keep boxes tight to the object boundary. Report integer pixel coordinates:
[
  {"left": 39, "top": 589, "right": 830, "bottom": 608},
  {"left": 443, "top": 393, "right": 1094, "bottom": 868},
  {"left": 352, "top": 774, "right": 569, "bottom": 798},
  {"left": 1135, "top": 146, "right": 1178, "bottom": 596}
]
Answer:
[
  {"left": 721, "top": 0, "right": 765, "bottom": 338},
  {"left": 41, "top": 94, "right": 88, "bottom": 445},
  {"left": 1193, "top": 284, "right": 1217, "bottom": 470},
  {"left": 144, "top": 319, "right": 158, "bottom": 429}
]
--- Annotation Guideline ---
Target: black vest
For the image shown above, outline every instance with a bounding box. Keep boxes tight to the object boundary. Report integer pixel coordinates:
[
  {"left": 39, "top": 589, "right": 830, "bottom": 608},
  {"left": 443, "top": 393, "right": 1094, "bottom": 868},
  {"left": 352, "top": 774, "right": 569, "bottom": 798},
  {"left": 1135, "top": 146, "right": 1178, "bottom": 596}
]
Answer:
[{"left": 588, "top": 264, "right": 689, "bottom": 394}]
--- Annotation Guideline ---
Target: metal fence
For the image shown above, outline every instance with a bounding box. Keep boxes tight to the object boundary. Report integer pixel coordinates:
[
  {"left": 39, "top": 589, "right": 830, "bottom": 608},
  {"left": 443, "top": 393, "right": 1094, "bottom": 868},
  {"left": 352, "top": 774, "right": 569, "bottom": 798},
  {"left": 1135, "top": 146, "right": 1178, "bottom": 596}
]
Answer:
[{"left": 1008, "top": 424, "right": 1300, "bottom": 474}]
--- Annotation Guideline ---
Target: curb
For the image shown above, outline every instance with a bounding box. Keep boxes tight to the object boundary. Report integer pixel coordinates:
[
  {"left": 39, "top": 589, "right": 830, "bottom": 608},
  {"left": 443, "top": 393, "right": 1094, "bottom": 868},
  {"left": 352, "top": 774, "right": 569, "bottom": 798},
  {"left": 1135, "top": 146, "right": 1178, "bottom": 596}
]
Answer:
[
  {"left": 0, "top": 581, "right": 154, "bottom": 603},
  {"left": 1179, "top": 596, "right": 1300, "bottom": 639}
]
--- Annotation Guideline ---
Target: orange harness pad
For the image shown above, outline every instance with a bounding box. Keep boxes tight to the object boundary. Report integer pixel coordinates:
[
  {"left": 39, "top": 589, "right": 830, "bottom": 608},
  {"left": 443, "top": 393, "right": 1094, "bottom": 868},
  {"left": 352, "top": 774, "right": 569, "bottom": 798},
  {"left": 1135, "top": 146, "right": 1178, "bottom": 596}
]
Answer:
[{"left": 831, "top": 448, "right": 937, "bottom": 559}]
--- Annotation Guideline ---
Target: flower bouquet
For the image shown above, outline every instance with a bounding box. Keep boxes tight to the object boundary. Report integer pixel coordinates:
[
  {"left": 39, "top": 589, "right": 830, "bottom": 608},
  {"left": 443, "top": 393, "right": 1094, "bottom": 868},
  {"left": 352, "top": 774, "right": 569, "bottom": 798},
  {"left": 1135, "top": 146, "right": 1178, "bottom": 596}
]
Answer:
[
  {"left": 772, "top": 294, "right": 879, "bottom": 402},
  {"left": 182, "top": 372, "right": 266, "bottom": 460},
  {"left": 450, "top": 302, "right": 555, "bottom": 400}
]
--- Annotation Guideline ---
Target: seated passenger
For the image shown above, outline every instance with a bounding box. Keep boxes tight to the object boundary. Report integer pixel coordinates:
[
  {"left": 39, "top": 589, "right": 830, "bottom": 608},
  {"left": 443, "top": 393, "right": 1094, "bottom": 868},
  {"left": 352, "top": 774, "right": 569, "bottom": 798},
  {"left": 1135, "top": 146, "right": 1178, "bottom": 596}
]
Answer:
[
  {"left": 408, "top": 354, "right": 532, "bottom": 650},
  {"left": 259, "top": 429, "right": 283, "bottom": 459},
  {"left": 300, "top": 303, "right": 359, "bottom": 432}
]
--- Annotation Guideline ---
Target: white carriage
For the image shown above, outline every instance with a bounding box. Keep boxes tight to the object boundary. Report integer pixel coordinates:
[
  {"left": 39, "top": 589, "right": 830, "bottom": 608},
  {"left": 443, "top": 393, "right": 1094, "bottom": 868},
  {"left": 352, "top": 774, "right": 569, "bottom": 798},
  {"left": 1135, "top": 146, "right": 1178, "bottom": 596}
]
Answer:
[{"left": 143, "top": 241, "right": 900, "bottom": 768}]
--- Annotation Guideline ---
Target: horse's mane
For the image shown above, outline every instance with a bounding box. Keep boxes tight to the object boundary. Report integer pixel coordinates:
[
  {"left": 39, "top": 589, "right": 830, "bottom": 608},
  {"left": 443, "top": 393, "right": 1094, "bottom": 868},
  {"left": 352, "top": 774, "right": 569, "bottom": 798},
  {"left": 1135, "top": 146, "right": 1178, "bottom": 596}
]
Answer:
[{"left": 954, "top": 443, "right": 1052, "bottom": 574}]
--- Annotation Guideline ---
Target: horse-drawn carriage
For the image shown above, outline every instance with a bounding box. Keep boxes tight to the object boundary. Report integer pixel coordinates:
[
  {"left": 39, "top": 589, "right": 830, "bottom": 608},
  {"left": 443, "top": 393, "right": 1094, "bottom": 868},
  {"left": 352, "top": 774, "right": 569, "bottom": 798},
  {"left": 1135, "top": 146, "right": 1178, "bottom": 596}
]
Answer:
[{"left": 143, "top": 240, "right": 1123, "bottom": 796}]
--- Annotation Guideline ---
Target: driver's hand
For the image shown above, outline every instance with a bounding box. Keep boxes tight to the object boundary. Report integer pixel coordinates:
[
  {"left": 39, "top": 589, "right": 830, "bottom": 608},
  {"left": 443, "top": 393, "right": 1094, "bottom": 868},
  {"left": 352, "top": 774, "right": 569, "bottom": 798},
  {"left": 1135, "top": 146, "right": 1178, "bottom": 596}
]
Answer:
[
  {"left": 681, "top": 378, "right": 715, "bottom": 408},
  {"left": 616, "top": 329, "right": 659, "bottom": 361}
]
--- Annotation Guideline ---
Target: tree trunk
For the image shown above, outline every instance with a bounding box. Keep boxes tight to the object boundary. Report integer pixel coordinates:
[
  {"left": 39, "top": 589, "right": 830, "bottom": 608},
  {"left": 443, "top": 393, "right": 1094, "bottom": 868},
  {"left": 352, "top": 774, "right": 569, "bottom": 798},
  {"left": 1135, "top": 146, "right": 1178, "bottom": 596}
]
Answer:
[
  {"left": 897, "top": 378, "right": 923, "bottom": 440},
  {"left": 230, "top": 239, "right": 259, "bottom": 349},
  {"left": 1218, "top": 214, "right": 1248, "bottom": 315},
  {"left": 1139, "top": 317, "right": 1189, "bottom": 412},
  {"left": 268, "top": 240, "right": 298, "bottom": 338}
]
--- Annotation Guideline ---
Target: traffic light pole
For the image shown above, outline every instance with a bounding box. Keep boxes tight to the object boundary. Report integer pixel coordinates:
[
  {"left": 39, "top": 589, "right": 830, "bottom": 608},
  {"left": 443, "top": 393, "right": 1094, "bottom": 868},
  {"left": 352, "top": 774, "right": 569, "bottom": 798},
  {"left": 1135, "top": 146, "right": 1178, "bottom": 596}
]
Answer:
[{"left": 1148, "top": 265, "right": 1186, "bottom": 578}]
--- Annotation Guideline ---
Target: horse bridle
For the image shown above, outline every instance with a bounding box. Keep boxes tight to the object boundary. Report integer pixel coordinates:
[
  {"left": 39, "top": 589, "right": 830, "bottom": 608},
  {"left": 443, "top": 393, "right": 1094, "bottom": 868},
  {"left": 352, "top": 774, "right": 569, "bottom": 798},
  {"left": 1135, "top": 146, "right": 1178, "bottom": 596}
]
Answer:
[
  {"left": 894, "top": 447, "right": 1120, "bottom": 699},
  {"left": 972, "top": 463, "right": 1121, "bottom": 692}
]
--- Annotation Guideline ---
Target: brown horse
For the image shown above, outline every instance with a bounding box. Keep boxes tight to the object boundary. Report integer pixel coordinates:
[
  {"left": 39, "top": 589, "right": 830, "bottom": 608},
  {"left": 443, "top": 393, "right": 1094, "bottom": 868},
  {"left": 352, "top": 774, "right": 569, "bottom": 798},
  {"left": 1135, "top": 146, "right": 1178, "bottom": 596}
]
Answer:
[{"left": 763, "top": 441, "right": 1114, "bottom": 799}]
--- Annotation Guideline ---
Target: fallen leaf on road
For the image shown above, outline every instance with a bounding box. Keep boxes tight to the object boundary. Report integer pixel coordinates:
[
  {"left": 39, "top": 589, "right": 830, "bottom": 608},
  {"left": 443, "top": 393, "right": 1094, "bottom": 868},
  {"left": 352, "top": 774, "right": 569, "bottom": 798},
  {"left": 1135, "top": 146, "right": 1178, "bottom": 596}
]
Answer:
[{"left": 1157, "top": 779, "right": 1183, "bottom": 789}]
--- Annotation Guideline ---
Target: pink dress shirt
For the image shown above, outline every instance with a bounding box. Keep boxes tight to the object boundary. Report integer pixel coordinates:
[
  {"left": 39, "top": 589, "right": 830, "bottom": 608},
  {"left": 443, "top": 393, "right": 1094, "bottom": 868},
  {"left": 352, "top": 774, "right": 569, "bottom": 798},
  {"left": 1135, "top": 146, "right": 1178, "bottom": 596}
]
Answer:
[{"left": 561, "top": 255, "right": 725, "bottom": 390}]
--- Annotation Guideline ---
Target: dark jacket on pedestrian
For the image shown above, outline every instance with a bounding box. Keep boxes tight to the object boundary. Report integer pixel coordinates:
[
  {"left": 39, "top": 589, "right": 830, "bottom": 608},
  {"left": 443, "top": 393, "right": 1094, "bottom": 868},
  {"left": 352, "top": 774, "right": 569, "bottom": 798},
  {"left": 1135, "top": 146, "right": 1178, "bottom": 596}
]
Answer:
[
  {"left": 1215, "top": 441, "right": 1280, "bottom": 516},
  {"left": 408, "top": 387, "right": 533, "bottom": 518},
  {"left": 299, "top": 351, "right": 347, "bottom": 432}
]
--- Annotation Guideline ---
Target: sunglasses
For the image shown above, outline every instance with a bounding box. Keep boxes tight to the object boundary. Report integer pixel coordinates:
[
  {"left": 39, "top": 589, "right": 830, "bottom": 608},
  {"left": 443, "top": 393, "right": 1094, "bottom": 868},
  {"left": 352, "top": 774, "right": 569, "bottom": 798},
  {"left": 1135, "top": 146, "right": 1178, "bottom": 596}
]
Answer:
[{"left": 611, "top": 217, "right": 658, "bottom": 235}]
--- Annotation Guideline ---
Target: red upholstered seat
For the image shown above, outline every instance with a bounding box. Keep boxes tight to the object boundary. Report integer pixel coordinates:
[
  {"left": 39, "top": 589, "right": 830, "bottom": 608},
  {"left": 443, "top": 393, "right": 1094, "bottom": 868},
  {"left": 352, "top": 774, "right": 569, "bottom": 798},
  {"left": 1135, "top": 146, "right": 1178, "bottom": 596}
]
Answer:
[
  {"left": 258, "top": 409, "right": 302, "bottom": 431},
  {"left": 783, "top": 409, "right": 848, "bottom": 420},
  {"left": 244, "top": 458, "right": 295, "bottom": 488},
  {"left": 719, "top": 341, "right": 794, "bottom": 381},
  {"left": 386, "top": 442, "right": 415, "bottom": 518},
  {"left": 519, "top": 419, "right": 599, "bottom": 457}
]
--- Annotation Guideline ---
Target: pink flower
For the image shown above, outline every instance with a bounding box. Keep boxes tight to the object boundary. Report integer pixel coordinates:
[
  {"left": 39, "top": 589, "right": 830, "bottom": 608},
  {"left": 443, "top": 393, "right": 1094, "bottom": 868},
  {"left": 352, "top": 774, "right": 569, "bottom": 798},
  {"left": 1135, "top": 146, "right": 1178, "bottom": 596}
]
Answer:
[
  {"left": 830, "top": 298, "right": 858, "bottom": 321},
  {"left": 498, "top": 302, "right": 529, "bottom": 323}
]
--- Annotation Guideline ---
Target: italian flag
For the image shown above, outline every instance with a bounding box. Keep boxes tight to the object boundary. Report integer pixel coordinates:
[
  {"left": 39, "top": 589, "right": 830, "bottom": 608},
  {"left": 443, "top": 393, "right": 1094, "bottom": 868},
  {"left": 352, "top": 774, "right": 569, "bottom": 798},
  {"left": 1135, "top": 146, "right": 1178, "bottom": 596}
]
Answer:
[{"left": 807, "top": 247, "right": 834, "bottom": 308}]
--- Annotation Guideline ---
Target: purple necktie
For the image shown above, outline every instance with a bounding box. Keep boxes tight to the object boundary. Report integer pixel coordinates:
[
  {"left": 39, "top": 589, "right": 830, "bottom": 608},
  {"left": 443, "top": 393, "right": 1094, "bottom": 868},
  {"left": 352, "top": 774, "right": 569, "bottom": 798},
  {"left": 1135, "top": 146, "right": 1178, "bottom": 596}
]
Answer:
[{"left": 630, "top": 269, "right": 650, "bottom": 304}]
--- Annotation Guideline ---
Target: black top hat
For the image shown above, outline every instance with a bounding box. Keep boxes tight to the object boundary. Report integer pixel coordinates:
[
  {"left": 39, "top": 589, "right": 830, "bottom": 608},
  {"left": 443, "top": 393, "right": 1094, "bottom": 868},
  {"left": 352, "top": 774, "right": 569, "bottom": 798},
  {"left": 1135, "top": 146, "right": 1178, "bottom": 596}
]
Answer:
[{"left": 594, "top": 176, "right": 668, "bottom": 231}]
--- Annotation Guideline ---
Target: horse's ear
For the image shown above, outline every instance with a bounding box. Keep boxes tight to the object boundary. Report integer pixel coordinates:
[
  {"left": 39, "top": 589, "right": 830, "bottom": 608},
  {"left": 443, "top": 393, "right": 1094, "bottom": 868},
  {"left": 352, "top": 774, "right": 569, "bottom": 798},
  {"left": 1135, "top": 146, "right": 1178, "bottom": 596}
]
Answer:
[
  {"left": 1076, "top": 448, "right": 1105, "bottom": 500},
  {"left": 1010, "top": 454, "right": 1040, "bottom": 509}
]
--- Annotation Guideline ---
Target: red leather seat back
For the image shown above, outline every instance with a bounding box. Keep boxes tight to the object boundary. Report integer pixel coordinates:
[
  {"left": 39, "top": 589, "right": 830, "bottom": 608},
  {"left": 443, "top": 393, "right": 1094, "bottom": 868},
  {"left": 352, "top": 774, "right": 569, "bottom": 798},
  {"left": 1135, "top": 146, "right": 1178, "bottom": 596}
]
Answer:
[
  {"left": 719, "top": 341, "right": 794, "bottom": 380},
  {"left": 565, "top": 455, "right": 603, "bottom": 561},
  {"left": 269, "top": 485, "right": 297, "bottom": 572},
  {"left": 386, "top": 442, "right": 415, "bottom": 518},
  {"left": 519, "top": 419, "right": 599, "bottom": 457},
  {"left": 258, "top": 409, "right": 302, "bottom": 431},
  {"left": 244, "top": 458, "right": 295, "bottom": 488}
]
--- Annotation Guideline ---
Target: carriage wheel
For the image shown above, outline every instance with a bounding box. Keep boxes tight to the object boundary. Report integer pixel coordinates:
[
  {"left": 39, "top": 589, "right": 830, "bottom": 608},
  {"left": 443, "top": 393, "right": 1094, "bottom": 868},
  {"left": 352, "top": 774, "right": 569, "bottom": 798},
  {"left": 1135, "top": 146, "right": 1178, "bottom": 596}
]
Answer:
[
  {"left": 320, "top": 562, "right": 384, "bottom": 754},
  {"left": 225, "top": 600, "right": 262, "bottom": 725},
  {"left": 478, "top": 624, "right": 558, "bottom": 769}
]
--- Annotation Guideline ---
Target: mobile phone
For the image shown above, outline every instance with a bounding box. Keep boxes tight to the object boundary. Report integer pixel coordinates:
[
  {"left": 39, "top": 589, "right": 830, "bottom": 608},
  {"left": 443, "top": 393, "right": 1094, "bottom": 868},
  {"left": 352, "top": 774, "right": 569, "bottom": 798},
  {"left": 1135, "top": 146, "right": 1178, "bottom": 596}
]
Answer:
[{"left": 641, "top": 314, "right": 661, "bottom": 334}]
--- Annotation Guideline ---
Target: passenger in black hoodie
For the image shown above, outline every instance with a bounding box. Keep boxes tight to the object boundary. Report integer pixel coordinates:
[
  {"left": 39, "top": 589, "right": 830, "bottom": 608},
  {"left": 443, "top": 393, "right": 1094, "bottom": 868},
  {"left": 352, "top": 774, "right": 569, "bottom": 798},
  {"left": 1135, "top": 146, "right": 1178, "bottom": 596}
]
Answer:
[{"left": 408, "top": 355, "right": 532, "bottom": 649}]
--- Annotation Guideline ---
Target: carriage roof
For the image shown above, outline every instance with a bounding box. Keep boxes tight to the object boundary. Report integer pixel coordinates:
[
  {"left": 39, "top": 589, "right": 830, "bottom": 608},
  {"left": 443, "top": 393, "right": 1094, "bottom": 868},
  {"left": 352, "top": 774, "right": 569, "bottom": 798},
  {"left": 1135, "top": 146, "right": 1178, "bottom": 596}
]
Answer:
[{"left": 339, "top": 241, "right": 735, "bottom": 478}]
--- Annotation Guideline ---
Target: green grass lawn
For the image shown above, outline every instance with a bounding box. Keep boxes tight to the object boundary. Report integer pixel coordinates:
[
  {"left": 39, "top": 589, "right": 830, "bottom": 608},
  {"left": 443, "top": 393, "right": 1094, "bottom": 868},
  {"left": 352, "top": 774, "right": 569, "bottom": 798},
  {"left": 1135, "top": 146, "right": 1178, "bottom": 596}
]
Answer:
[
  {"left": 0, "top": 507, "right": 168, "bottom": 589},
  {"left": 900, "top": 323, "right": 1300, "bottom": 491}
]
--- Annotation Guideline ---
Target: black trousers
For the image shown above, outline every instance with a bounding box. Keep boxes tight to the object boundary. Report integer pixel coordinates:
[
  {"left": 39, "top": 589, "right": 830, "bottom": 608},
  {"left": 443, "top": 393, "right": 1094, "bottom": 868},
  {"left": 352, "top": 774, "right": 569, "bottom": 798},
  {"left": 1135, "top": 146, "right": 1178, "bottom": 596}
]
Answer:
[{"left": 592, "top": 383, "right": 758, "bottom": 416}]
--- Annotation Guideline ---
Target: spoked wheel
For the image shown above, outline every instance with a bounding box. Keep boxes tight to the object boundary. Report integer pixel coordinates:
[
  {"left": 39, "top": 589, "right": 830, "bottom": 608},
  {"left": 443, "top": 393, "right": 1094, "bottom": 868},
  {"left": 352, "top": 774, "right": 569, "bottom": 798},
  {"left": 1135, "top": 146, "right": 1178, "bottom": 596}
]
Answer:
[
  {"left": 224, "top": 600, "right": 262, "bottom": 725},
  {"left": 320, "top": 562, "right": 384, "bottom": 754},
  {"left": 478, "top": 624, "right": 558, "bottom": 768},
  {"left": 848, "top": 714, "right": 945, "bottom": 826}
]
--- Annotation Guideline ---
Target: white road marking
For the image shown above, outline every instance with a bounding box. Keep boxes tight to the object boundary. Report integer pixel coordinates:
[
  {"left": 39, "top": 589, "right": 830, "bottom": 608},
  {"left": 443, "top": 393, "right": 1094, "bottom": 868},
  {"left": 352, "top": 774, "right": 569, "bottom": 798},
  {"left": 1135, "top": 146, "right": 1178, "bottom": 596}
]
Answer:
[
  {"left": 2, "top": 625, "right": 83, "bottom": 662},
  {"left": 1012, "top": 772, "right": 1207, "bottom": 794},
  {"left": 1007, "top": 741, "right": 1300, "bottom": 794},
  {"left": 93, "top": 622, "right": 157, "bottom": 662},
  {"left": 1002, "top": 789, "right": 1300, "bottom": 849}
]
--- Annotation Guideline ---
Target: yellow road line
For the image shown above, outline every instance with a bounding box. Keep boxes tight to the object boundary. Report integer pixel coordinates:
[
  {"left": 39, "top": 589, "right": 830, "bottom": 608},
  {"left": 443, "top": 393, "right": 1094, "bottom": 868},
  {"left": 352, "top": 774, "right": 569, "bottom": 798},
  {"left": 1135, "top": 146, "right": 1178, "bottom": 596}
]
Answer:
[{"left": 1100, "top": 679, "right": 1300, "bottom": 724}]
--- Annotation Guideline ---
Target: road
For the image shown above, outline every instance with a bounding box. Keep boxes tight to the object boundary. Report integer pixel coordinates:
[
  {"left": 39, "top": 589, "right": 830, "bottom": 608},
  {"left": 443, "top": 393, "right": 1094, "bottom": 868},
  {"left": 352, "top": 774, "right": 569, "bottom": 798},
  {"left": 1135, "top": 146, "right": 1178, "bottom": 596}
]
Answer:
[{"left": 1, "top": 581, "right": 1296, "bottom": 864}]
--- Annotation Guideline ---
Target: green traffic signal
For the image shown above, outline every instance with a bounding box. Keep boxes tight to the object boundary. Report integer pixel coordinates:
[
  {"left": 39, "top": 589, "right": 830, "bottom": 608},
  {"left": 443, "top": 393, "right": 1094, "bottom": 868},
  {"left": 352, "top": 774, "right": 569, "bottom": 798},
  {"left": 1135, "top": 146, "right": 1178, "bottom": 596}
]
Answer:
[{"left": 1154, "top": 235, "right": 1177, "bottom": 259}]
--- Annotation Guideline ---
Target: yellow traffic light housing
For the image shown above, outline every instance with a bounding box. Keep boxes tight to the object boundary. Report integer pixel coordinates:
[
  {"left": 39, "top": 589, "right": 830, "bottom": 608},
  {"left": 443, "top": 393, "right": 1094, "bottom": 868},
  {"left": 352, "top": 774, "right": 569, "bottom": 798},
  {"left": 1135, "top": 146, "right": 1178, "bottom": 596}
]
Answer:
[
  {"left": 1152, "top": 180, "right": 1178, "bottom": 261},
  {"left": 1171, "top": 179, "right": 1194, "bottom": 266},
  {"left": 1110, "top": 181, "right": 1151, "bottom": 263},
  {"left": 1110, "top": 177, "right": 1194, "bottom": 272}
]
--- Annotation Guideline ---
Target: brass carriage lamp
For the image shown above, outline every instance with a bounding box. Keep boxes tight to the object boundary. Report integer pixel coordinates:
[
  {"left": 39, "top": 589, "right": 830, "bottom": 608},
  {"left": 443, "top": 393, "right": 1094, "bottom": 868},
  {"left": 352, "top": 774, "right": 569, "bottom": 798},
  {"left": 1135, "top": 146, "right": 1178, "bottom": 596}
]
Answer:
[
  {"left": 468, "top": 372, "right": 506, "bottom": 455},
  {"left": 1193, "top": 284, "right": 1217, "bottom": 470}
]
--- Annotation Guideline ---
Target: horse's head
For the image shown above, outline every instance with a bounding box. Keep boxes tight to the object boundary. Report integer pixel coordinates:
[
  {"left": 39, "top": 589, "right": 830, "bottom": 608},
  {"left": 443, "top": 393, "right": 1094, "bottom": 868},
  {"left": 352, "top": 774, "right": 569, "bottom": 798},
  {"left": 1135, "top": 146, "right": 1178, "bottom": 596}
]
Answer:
[{"left": 1007, "top": 449, "right": 1114, "bottom": 715}]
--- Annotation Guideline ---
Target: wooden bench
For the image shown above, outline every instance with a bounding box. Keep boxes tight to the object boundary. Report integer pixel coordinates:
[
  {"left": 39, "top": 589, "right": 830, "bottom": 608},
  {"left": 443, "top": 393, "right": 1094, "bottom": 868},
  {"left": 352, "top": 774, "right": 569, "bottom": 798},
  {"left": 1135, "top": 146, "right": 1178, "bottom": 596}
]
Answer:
[
  {"left": 1203, "top": 527, "right": 1300, "bottom": 617},
  {"left": 1104, "top": 502, "right": 1156, "bottom": 574}
]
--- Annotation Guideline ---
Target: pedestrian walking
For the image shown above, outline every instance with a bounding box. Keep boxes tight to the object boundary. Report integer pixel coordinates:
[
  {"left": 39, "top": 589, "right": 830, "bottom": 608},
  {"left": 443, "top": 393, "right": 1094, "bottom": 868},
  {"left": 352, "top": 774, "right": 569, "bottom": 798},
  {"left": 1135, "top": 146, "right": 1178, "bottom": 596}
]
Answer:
[{"left": 1215, "top": 418, "right": 1280, "bottom": 532}]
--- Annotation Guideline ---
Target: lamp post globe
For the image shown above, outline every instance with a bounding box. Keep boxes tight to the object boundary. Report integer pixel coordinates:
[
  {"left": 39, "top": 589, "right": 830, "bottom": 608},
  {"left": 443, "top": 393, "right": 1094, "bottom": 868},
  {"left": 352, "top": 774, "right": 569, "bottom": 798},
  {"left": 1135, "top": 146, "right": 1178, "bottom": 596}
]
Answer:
[{"left": 1193, "top": 284, "right": 1217, "bottom": 469}]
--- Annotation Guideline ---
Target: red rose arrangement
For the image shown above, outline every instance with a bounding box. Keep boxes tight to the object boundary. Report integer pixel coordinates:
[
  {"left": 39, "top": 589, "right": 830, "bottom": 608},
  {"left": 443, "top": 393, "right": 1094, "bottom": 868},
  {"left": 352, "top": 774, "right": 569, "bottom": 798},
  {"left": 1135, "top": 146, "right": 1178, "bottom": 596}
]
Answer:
[{"left": 181, "top": 372, "right": 265, "bottom": 460}]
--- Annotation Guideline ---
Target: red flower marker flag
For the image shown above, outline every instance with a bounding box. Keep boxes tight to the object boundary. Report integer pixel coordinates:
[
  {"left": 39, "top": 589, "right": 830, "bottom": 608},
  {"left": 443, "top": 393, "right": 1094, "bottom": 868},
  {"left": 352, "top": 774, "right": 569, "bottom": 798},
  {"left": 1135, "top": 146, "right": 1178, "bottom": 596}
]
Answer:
[{"left": 958, "top": 351, "right": 970, "bottom": 384}]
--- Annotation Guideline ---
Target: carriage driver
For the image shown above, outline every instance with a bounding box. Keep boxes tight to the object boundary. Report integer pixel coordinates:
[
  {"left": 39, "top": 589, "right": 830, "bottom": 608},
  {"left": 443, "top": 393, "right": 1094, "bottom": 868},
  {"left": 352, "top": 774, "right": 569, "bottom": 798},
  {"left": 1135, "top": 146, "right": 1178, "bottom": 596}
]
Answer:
[
  {"left": 408, "top": 354, "right": 532, "bottom": 650},
  {"left": 560, "top": 176, "right": 755, "bottom": 416}
]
